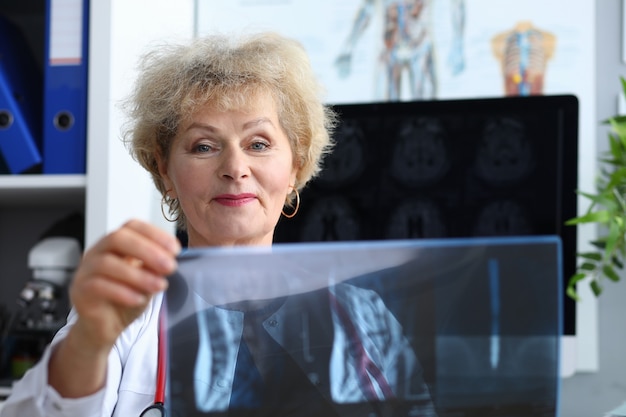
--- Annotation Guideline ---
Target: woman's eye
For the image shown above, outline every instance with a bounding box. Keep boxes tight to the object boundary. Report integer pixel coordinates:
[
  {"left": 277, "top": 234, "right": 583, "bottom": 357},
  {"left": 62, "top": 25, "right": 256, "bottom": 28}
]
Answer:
[
  {"left": 250, "top": 141, "right": 269, "bottom": 151},
  {"left": 195, "top": 143, "right": 212, "bottom": 153}
]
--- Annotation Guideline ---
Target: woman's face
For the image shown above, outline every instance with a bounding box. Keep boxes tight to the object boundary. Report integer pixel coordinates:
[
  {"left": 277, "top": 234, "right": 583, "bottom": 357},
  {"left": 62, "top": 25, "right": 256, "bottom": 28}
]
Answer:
[{"left": 159, "top": 94, "right": 297, "bottom": 247}]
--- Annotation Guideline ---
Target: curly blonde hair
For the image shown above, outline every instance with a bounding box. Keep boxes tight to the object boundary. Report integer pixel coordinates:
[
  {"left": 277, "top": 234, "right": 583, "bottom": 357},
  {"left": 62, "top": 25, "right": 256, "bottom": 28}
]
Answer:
[{"left": 122, "top": 32, "right": 336, "bottom": 228}]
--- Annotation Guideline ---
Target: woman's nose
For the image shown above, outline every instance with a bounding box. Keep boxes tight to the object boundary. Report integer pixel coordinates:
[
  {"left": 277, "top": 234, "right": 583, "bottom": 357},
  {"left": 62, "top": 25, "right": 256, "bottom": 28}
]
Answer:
[{"left": 219, "top": 147, "right": 250, "bottom": 180}]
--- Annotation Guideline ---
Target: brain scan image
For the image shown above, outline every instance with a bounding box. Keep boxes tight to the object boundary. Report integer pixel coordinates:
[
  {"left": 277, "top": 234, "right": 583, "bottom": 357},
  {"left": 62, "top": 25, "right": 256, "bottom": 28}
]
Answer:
[
  {"left": 386, "top": 200, "right": 447, "bottom": 239},
  {"left": 473, "top": 200, "right": 532, "bottom": 236},
  {"left": 475, "top": 117, "right": 533, "bottom": 184},
  {"left": 390, "top": 117, "right": 449, "bottom": 187},
  {"left": 316, "top": 119, "right": 365, "bottom": 188},
  {"left": 300, "top": 196, "right": 361, "bottom": 242}
]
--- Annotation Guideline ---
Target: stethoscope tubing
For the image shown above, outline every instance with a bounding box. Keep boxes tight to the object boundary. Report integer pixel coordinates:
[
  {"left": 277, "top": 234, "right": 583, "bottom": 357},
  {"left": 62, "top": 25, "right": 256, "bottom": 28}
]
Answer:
[{"left": 139, "top": 298, "right": 168, "bottom": 417}]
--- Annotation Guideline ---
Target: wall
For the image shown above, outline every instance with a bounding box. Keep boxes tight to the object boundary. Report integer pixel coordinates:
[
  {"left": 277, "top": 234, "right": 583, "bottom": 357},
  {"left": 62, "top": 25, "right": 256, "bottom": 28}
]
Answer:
[{"left": 560, "top": 1, "right": 626, "bottom": 416}]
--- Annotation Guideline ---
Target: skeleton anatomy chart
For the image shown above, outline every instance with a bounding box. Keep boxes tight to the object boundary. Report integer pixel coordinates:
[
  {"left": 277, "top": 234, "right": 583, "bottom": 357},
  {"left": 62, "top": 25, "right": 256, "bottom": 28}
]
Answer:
[{"left": 491, "top": 21, "right": 556, "bottom": 96}]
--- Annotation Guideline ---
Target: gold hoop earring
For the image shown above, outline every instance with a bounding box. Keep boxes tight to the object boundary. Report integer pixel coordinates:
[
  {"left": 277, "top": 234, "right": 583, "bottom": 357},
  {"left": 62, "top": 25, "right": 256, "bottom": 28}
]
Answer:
[
  {"left": 161, "top": 194, "right": 180, "bottom": 223},
  {"left": 281, "top": 187, "right": 300, "bottom": 219}
]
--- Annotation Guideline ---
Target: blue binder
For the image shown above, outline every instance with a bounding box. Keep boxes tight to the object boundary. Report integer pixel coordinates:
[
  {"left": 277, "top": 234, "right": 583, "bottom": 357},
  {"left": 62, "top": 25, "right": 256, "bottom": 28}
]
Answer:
[
  {"left": 42, "top": 0, "right": 89, "bottom": 174},
  {"left": 0, "top": 16, "right": 43, "bottom": 174}
]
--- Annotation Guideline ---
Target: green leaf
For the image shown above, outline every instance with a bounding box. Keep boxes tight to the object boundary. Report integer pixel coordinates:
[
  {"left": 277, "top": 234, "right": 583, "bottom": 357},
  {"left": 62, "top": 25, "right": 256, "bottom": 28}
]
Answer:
[
  {"left": 611, "top": 113, "right": 626, "bottom": 123},
  {"left": 609, "top": 132, "right": 623, "bottom": 157},
  {"left": 606, "top": 168, "right": 626, "bottom": 192},
  {"left": 609, "top": 116, "right": 626, "bottom": 145},
  {"left": 604, "top": 220, "right": 622, "bottom": 260},
  {"left": 603, "top": 264, "right": 621, "bottom": 282},
  {"left": 609, "top": 114, "right": 626, "bottom": 124},
  {"left": 576, "top": 190, "right": 607, "bottom": 206},
  {"left": 590, "top": 280, "right": 603, "bottom": 297},
  {"left": 565, "top": 210, "right": 612, "bottom": 225},
  {"left": 578, "top": 252, "right": 602, "bottom": 261},
  {"left": 568, "top": 272, "right": 588, "bottom": 286},
  {"left": 613, "top": 188, "right": 626, "bottom": 213},
  {"left": 580, "top": 262, "right": 597, "bottom": 271},
  {"left": 613, "top": 256, "right": 624, "bottom": 269},
  {"left": 591, "top": 240, "right": 607, "bottom": 250},
  {"left": 566, "top": 285, "right": 581, "bottom": 301},
  {"left": 567, "top": 273, "right": 587, "bottom": 301},
  {"left": 600, "top": 156, "right": 622, "bottom": 167},
  {"left": 602, "top": 132, "right": 626, "bottom": 157}
]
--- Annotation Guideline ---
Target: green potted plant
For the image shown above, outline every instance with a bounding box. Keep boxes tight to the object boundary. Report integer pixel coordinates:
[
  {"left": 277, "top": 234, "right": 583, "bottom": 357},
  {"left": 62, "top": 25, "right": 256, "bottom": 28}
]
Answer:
[{"left": 566, "top": 77, "right": 626, "bottom": 300}]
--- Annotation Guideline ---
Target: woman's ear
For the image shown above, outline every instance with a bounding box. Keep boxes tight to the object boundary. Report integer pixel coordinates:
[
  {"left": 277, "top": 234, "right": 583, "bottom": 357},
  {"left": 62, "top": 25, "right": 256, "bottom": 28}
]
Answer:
[
  {"left": 290, "top": 164, "right": 299, "bottom": 189},
  {"left": 157, "top": 155, "right": 175, "bottom": 197}
]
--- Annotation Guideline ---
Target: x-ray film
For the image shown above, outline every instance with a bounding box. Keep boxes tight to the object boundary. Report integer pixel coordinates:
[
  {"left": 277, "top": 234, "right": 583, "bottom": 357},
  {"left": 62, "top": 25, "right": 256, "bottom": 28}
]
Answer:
[{"left": 165, "top": 236, "right": 561, "bottom": 417}]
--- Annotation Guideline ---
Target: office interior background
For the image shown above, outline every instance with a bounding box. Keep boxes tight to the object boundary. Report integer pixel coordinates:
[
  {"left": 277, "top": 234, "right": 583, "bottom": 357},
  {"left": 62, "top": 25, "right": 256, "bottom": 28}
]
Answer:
[{"left": 0, "top": 1, "right": 624, "bottom": 416}]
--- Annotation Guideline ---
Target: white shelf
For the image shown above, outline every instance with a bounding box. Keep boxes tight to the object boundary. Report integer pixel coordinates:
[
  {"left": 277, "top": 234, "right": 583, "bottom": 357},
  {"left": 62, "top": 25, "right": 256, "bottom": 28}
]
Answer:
[{"left": 0, "top": 175, "right": 86, "bottom": 207}]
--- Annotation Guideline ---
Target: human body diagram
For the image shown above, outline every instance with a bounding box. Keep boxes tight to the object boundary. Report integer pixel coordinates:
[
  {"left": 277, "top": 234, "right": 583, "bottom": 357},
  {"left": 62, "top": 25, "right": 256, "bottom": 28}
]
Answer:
[
  {"left": 335, "top": 0, "right": 466, "bottom": 101},
  {"left": 491, "top": 21, "right": 556, "bottom": 96}
]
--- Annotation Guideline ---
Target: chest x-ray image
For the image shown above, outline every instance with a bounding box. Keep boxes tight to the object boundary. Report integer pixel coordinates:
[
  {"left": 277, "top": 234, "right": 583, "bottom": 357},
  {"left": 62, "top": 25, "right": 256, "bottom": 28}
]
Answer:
[{"left": 164, "top": 237, "right": 561, "bottom": 417}]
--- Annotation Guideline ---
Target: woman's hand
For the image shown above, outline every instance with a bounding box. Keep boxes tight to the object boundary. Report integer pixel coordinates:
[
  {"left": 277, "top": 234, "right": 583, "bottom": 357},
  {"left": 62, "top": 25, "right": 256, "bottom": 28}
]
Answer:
[
  {"left": 70, "top": 219, "right": 181, "bottom": 351},
  {"left": 49, "top": 219, "right": 181, "bottom": 397}
]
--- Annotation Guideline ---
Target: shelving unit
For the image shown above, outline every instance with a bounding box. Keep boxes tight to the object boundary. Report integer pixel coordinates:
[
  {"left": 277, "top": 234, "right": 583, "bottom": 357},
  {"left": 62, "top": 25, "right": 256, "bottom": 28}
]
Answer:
[
  {"left": 0, "top": 0, "right": 85, "bottom": 319},
  {"left": 0, "top": 0, "right": 193, "bottom": 384},
  {"left": 0, "top": 175, "right": 85, "bottom": 206},
  {"left": 0, "top": 1, "right": 194, "bottom": 319}
]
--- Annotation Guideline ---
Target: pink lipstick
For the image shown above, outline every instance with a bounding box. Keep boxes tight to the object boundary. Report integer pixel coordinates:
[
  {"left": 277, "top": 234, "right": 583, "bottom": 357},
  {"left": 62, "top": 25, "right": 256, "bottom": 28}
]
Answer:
[{"left": 213, "top": 193, "right": 256, "bottom": 207}]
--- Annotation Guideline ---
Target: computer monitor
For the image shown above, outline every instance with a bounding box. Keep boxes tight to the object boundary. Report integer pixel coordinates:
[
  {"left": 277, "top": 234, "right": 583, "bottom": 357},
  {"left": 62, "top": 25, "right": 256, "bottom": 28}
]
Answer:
[{"left": 274, "top": 95, "right": 579, "bottom": 375}]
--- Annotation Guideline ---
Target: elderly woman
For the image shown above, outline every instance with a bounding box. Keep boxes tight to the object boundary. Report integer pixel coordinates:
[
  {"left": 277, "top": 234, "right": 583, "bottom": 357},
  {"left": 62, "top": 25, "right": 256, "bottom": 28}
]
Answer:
[{"left": 1, "top": 32, "right": 435, "bottom": 417}]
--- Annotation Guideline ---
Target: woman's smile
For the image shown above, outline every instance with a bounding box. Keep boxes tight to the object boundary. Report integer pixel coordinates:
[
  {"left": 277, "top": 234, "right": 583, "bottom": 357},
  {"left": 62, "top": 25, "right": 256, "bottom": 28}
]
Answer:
[{"left": 213, "top": 193, "right": 257, "bottom": 207}]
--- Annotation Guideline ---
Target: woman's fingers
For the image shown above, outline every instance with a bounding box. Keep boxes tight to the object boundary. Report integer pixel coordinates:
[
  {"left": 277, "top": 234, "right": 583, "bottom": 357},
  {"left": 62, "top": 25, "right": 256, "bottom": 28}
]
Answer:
[
  {"left": 118, "top": 218, "right": 182, "bottom": 257},
  {"left": 70, "top": 220, "right": 180, "bottom": 332},
  {"left": 93, "top": 220, "right": 181, "bottom": 277},
  {"left": 74, "top": 253, "right": 167, "bottom": 305}
]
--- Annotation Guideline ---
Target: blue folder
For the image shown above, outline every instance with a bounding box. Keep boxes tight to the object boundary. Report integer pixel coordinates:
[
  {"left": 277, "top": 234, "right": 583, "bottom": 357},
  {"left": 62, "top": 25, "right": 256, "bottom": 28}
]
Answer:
[
  {"left": 42, "top": 0, "right": 89, "bottom": 174},
  {"left": 0, "top": 16, "right": 43, "bottom": 174}
]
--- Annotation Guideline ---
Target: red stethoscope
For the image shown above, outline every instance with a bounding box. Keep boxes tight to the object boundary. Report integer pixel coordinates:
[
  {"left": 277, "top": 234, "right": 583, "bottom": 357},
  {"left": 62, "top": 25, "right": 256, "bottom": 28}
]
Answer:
[{"left": 139, "top": 302, "right": 168, "bottom": 417}]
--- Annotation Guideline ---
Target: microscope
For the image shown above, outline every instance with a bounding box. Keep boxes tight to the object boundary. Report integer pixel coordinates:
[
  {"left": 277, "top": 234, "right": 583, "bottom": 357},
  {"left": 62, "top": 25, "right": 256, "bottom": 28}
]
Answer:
[
  {"left": 16, "top": 236, "right": 81, "bottom": 330},
  {"left": 2, "top": 237, "right": 81, "bottom": 380}
]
